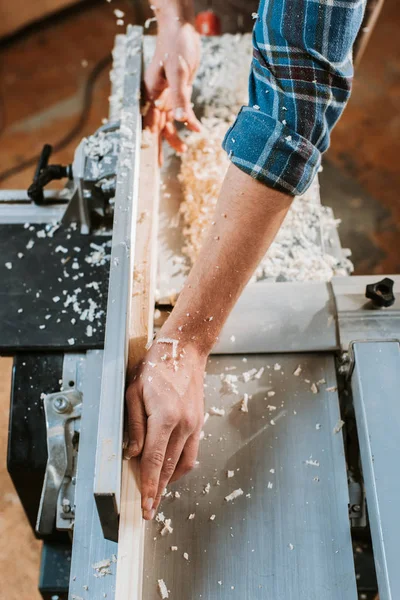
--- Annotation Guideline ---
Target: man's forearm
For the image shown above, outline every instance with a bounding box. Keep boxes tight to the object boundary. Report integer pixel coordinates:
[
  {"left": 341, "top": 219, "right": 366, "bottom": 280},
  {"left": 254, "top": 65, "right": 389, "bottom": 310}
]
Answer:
[
  {"left": 150, "top": 0, "right": 195, "bottom": 24},
  {"left": 159, "top": 164, "right": 292, "bottom": 356}
]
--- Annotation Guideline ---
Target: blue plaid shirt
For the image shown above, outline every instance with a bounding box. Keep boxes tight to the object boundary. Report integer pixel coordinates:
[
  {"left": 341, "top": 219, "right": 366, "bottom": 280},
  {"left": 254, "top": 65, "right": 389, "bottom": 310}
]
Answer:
[{"left": 223, "top": 0, "right": 366, "bottom": 195}]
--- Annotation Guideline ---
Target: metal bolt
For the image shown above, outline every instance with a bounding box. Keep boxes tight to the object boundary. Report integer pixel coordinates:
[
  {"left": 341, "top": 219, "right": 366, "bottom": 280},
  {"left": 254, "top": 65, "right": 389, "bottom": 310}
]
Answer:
[
  {"left": 352, "top": 504, "right": 361, "bottom": 513},
  {"left": 53, "top": 395, "right": 71, "bottom": 413}
]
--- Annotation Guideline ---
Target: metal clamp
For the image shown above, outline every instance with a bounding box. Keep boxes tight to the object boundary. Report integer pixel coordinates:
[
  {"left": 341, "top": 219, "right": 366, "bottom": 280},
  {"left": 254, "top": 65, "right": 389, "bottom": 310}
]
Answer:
[{"left": 36, "top": 390, "right": 82, "bottom": 536}]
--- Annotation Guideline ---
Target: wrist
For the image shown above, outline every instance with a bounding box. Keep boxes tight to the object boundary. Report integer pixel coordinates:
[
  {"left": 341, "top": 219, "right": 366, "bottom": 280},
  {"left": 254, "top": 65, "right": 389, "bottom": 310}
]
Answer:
[
  {"left": 153, "top": 1, "right": 195, "bottom": 26},
  {"left": 158, "top": 317, "right": 215, "bottom": 361}
]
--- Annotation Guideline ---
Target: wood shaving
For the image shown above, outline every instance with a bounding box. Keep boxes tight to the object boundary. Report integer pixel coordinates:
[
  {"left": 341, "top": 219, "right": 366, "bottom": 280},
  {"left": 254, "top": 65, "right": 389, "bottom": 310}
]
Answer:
[
  {"left": 333, "top": 419, "right": 345, "bottom": 434},
  {"left": 242, "top": 368, "right": 257, "bottom": 383},
  {"left": 267, "top": 390, "right": 276, "bottom": 397},
  {"left": 157, "top": 579, "right": 169, "bottom": 599},
  {"left": 183, "top": 553, "right": 189, "bottom": 561},
  {"left": 188, "top": 513, "right": 195, "bottom": 520},
  {"left": 209, "top": 407, "right": 225, "bottom": 417},
  {"left": 326, "top": 386, "right": 338, "bottom": 392},
  {"left": 274, "top": 363, "right": 281, "bottom": 371},
  {"left": 293, "top": 365, "right": 302, "bottom": 376},
  {"left": 160, "top": 519, "right": 173, "bottom": 536},
  {"left": 156, "top": 337, "right": 178, "bottom": 359},
  {"left": 225, "top": 488, "right": 244, "bottom": 502},
  {"left": 171, "top": 546, "right": 178, "bottom": 551},
  {"left": 254, "top": 367, "right": 264, "bottom": 379},
  {"left": 220, "top": 373, "right": 239, "bottom": 395},
  {"left": 305, "top": 459, "right": 320, "bottom": 467},
  {"left": 311, "top": 383, "right": 319, "bottom": 394},
  {"left": 240, "top": 393, "right": 249, "bottom": 413},
  {"left": 92, "top": 558, "right": 112, "bottom": 578},
  {"left": 227, "top": 470, "right": 234, "bottom": 478}
]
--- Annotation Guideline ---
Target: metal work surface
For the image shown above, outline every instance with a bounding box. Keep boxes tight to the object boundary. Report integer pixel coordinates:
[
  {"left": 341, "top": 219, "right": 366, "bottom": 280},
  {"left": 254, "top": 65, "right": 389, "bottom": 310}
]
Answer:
[
  {"left": 142, "top": 353, "right": 357, "bottom": 600},
  {"left": 332, "top": 275, "right": 400, "bottom": 350},
  {"left": 69, "top": 350, "right": 118, "bottom": 599},
  {"left": 351, "top": 341, "right": 400, "bottom": 600},
  {"left": 0, "top": 201, "right": 66, "bottom": 223},
  {"left": 212, "top": 280, "right": 338, "bottom": 354},
  {"left": 0, "top": 223, "right": 111, "bottom": 351},
  {"left": 94, "top": 25, "right": 143, "bottom": 541}
]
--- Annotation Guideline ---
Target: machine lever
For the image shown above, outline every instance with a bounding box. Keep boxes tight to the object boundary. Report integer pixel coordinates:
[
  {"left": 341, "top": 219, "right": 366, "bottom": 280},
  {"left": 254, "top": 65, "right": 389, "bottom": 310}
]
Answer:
[
  {"left": 27, "top": 144, "right": 72, "bottom": 205},
  {"left": 365, "top": 277, "right": 395, "bottom": 308},
  {"left": 36, "top": 390, "right": 82, "bottom": 536}
]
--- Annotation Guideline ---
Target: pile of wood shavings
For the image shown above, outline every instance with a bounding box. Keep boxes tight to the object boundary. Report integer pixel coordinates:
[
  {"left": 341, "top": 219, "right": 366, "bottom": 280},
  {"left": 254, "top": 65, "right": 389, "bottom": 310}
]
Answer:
[
  {"left": 178, "top": 118, "right": 231, "bottom": 263},
  {"left": 178, "top": 121, "right": 353, "bottom": 282}
]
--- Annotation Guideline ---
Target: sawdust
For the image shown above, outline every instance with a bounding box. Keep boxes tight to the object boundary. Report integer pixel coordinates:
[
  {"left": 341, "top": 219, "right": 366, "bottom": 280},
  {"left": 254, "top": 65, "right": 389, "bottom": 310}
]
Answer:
[{"left": 178, "top": 119, "right": 353, "bottom": 282}]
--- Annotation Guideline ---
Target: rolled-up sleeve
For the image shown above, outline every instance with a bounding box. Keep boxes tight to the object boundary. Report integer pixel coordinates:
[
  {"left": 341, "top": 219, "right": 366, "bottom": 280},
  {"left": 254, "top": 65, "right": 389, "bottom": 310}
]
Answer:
[{"left": 222, "top": 0, "right": 367, "bottom": 196}]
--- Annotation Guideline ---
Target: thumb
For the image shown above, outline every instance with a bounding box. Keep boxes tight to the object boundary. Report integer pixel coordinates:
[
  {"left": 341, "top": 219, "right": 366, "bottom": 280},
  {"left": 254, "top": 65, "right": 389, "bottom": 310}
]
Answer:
[
  {"left": 166, "top": 56, "right": 201, "bottom": 132},
  {"left": 125, "top": 385, "right": 147, "bottom": 459}
]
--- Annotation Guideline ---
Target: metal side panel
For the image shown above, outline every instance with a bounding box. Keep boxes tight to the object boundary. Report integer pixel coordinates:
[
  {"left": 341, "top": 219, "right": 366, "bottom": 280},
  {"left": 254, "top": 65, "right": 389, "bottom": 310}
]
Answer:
[
  {"left": 94, "top": 24, "right": 143, "bottom": 541},
  {"left": 142, "top": 353, "right": 357, "bottom": 600},
  {"left": 332, "top": 275, "right": 400, "bottom": 349},
  {"left": 213, "top": 281, "right": 338, "bottom": 354},
  {"left": 351, "top": 341, "right": 400, "bottom": 600},
  {"left": 69, "top": 350, "right": 118, "bottom": 599}
]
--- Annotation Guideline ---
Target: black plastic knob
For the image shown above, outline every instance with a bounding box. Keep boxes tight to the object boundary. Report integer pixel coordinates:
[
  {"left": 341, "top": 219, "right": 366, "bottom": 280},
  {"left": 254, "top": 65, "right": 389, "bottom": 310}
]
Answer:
[{"left": 365, "top": 277, "right": 395, "bottom": 308}]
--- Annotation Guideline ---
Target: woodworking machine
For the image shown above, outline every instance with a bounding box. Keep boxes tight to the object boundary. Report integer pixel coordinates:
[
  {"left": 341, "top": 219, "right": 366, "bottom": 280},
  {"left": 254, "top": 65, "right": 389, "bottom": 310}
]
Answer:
[{"left": 3, "top": 26, "right": 400, "bottom": 600}]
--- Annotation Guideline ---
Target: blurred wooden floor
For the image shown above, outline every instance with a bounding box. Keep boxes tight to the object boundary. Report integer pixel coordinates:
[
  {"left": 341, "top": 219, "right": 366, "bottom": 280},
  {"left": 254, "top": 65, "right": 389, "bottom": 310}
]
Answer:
[{"left": 0, "top": 0, "right": 398, "bottom": 597}]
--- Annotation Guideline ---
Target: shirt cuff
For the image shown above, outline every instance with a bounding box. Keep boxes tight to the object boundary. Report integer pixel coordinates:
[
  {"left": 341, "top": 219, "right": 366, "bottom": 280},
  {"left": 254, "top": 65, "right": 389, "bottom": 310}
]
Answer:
[{"left": 222, "top": 107, "right": 322, "bottom": 196}]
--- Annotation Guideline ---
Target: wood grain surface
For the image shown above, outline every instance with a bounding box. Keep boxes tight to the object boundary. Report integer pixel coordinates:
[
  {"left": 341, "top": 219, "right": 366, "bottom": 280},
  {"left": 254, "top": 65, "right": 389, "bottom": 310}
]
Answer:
[{"left": 116, "top": 131, "right": 159, "bottom": 600}]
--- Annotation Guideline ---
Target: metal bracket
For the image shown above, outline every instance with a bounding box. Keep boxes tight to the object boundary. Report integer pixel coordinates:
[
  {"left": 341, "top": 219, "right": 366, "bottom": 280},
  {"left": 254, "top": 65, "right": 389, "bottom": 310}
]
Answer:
[
  {"left": 348, "top": 478, "right": 367, "bottom": 527},
  {"left": 36, "top": 389, "right": 82, "bottom": 535}
]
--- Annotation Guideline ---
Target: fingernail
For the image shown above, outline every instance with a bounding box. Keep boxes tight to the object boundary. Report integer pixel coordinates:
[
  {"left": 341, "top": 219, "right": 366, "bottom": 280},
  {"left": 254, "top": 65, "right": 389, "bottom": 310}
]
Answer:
[
  {"left": 143, "top": 497, "right": 154, "bottom": 511},
  {"left": 143, "top": 508, "right": 155, "bottom": 521},
  {"left": 123, "top": 441, "right": 138, "bottom": 460},
  {"left": 174, "top": 107, "right": 185, "bottom": 121}
]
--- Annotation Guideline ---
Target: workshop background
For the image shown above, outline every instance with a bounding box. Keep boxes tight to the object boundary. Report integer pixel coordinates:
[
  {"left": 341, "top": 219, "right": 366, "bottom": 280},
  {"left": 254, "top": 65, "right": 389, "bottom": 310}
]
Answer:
[{"left": 0, "top": 0, "right": 398, "bottom": 598}]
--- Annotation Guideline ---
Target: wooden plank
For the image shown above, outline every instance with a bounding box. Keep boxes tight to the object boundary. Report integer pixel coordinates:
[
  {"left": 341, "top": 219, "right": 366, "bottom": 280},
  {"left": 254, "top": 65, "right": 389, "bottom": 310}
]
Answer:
[
  {"left": 115, "top": 130, "right": 160, "bottom": 600},
  {"left": 128, "top": 130, "right": 160, "bottom": 370}
]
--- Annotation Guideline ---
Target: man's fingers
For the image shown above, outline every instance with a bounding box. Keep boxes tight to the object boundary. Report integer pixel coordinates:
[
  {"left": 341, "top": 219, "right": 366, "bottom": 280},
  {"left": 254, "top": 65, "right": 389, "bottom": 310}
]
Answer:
[
  {"left": 170, "top": 431, "right": 200, "bottom": 483},
  {"left": 125, "top": 385, "right": 146, "bottom": 459},
  {"left": 165, "top": 57, "right": 201, "bottom": 132},
  {"left": 162, "top": 121, "right": 187, "bottom": 154},
  {"left": 152, "top": 428, "right": 193, "bottom": 511},
  {"left": 140, "top": 415, "right": 175, "bottom": 520},
  {"left": 144, "top": 59, "right": 167, "bottom": 103}
]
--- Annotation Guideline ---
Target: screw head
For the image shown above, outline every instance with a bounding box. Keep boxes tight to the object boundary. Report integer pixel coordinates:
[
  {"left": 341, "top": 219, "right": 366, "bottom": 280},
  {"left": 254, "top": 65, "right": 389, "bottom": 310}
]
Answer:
[
  {"left": 352, "top": 504, "right": 361, "bottom": 513},
  {"left": 53, "top": 395, "right": 70, "bottom": 413}
]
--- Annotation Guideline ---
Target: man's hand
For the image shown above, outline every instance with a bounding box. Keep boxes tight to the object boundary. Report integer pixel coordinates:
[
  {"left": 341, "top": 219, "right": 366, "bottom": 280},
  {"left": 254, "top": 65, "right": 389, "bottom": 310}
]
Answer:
[
  {"left": 125, "top": 340, "right": 206, "bottom": 520},
  {"left": 144, "top": 7, "right": 201, "bottom": 160}
]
